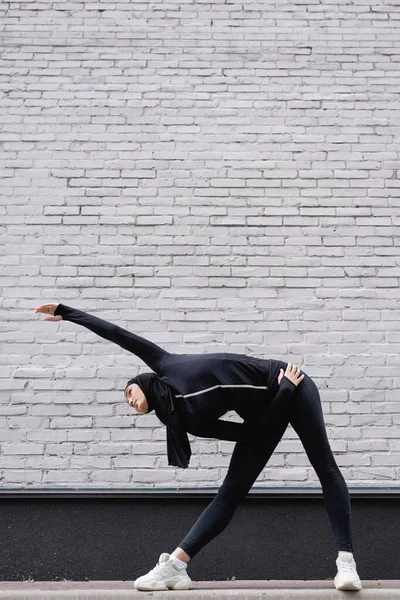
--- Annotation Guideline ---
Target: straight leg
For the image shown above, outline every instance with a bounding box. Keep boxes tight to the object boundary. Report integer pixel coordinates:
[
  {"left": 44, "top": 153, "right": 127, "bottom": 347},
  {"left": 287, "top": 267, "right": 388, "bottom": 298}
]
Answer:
[
  {"left": 177, "top": 415, "right": 291, "bottom": 559},
  {"left": 288, "top": 373, "right": 354, "bottom": 553}
]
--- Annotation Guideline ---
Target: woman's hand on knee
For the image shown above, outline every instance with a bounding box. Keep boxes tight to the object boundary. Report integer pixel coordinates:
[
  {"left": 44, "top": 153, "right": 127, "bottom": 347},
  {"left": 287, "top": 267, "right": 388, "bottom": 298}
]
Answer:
[
  {"left": 278, "top": 363, "right": 304, "bottom": 386},
  {"left": 35, "top": 303, "right": 62, "bottom": 321}
]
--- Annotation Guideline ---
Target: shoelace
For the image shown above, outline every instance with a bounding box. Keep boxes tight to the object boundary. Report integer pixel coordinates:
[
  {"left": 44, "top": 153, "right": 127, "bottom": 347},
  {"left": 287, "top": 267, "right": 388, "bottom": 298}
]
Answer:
[
  {"left": 339, "top": 560, "right": 356, "bottom": 573},
  {"left": 147, "top": 561, "right": 170, "bottom": 576}
]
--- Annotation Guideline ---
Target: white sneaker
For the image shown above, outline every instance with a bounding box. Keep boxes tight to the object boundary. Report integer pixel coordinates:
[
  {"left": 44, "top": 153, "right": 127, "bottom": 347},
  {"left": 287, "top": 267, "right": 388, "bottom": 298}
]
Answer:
[
  {"left": 334, "top": 553, "right": 362, "bottom": 591},
  {"left": 134, "top": 553, "right": 192, "bottom": 591}
]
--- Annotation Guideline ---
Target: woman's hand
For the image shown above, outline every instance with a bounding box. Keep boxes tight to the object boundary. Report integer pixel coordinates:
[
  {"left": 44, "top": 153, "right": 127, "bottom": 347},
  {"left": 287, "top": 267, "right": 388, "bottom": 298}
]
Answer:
[
  {"left": 278, "top": 363, "right": 304, "bottom": 386},
  {"left": 35, "top": 303, "right": 62, "bottom": 321}
]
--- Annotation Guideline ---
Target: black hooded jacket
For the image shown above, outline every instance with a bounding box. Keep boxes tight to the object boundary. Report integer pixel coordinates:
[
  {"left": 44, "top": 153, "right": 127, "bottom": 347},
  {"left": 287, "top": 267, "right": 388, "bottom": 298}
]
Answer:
[{"left": 53, "top": 304, "right": 298, "bottom": 465}]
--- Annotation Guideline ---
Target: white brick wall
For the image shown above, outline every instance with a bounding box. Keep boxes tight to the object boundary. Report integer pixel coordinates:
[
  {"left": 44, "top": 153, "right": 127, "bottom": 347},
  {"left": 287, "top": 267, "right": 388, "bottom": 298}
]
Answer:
[{"left": 1, "top": 0, "right": 400, "bottom": 488}]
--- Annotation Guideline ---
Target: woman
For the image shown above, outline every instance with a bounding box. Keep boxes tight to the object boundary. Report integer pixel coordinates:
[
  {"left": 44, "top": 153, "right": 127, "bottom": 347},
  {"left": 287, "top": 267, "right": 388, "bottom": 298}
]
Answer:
[{"left": 35, "top": 302, "right": 362, "bottom": 592}]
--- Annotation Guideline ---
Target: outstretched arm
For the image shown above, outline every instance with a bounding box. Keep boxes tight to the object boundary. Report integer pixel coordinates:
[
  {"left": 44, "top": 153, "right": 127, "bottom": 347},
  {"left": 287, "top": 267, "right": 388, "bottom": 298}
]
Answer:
[{"left": 35, "top": 303, "right": 168, "bottom": 374}]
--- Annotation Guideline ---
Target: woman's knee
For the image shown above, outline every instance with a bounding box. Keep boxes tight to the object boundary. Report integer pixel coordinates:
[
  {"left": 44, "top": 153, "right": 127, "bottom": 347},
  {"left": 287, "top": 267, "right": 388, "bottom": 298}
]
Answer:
[
  {"left": 217, "top": 477, "right": 250, "bottom": 505},
  {"left": 315, "top": 460, "right": 343, "bottom": 483}
]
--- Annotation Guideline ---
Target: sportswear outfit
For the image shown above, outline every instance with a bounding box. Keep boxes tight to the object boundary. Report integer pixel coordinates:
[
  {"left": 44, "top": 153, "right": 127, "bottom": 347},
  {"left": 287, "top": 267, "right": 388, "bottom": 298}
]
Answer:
[{"left": 53, "top": 303, "right": 354, "bottom": 556}]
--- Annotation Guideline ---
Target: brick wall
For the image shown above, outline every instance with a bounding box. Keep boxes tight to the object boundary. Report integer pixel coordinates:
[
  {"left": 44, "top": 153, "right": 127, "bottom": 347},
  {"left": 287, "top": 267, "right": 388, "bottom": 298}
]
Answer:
[{"left": 1, "top": 0, "right": 400, "bottom": 488}]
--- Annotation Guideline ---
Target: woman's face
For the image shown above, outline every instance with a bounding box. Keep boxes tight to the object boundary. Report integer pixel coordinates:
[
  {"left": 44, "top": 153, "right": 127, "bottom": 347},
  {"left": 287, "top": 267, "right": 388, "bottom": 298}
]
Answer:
[{"left": 124, "top": 383, "right": 149, "bottom": 414}]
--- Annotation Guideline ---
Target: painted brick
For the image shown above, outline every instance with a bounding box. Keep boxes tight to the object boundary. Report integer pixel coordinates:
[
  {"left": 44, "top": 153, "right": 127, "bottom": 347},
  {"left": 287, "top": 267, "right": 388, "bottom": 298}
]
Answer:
[{"left": 1, "top": 0, "right": 399, "bottom": 490}]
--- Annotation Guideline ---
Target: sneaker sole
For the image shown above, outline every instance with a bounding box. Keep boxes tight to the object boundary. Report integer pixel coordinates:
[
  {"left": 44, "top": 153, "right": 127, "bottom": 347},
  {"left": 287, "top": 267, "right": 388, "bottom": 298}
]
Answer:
[
  {"left": 168, "top": 580, "right": 192, "bottom": 590},
  {"left": 334, "top": 576, "right": 362, "bottom": 591},
  {"left": 134, "top": 578, "right": 192, "bottom": 592},
  {"left": 134, "top": 581, "right": 167, "bottom": 591}
]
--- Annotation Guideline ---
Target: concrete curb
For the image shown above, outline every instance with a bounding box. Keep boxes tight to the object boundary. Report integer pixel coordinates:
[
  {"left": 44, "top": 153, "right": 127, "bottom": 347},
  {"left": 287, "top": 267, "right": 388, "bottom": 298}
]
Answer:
[
  {"left": 0, "top": 582, "right": 399, "bottom": 599},
  {"left": 1, "top": 593, "right": 400, "bottom": 600}
]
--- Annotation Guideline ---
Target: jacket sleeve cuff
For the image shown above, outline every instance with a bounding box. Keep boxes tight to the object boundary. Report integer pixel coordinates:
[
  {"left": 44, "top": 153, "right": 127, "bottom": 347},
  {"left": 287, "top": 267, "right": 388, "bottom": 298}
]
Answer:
[
  {"left": 280, "top": 376, "right": 297, "bottom": 394},
  {"left": 54, "top": 303, "right": 70, "bottom": 318}
]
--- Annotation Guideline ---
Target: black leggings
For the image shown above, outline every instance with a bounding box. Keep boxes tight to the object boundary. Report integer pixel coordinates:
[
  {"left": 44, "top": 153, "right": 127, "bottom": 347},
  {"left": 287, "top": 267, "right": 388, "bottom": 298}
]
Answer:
[{"left": 178, "top": 369, "right": 353, "bottom": 557}]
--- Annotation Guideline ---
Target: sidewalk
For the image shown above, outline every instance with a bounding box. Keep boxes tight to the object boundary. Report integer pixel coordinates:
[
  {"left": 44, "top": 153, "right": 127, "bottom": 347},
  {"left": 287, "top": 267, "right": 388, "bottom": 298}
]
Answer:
[{"left": 0, "top": 580, "right": 399, "bottom": 599}]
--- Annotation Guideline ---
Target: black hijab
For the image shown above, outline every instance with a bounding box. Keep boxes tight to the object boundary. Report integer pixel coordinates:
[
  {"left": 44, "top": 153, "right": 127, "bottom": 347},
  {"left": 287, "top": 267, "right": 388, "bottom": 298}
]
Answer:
[{"left": 124, "top": 372, "right": 192, "bottom": 468}]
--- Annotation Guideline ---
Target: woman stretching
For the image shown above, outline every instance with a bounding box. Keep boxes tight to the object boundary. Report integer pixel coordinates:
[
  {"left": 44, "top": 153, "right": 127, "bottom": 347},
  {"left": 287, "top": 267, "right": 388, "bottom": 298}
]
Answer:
[{"left": 35, "top": 302, "right": 362, "bottom": 592}]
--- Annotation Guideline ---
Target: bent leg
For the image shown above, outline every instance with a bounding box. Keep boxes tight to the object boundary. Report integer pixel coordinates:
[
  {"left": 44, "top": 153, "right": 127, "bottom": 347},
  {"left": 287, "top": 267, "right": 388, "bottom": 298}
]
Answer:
[
  {"left": 289, "top": 374, "right": 354, "bottom": 553},
  {"left": 178, "top": 418, "right": 290, "bottom": 558}
]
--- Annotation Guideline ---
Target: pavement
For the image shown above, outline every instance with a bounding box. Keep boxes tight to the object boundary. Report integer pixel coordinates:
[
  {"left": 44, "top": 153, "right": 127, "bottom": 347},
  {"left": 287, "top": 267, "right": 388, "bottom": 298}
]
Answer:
[{"left": 0, "top": 581, "right": 399, "bottom": 599}]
